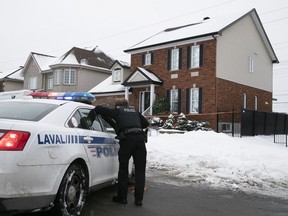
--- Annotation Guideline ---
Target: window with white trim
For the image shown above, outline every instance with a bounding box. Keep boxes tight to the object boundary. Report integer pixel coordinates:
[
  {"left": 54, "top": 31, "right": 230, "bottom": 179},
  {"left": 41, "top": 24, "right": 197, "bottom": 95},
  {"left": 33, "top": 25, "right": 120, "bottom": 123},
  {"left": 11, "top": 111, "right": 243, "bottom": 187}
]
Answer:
[
  {"left": 28, "top": 76, "right": 37, "bottom": 90},
  {"left": 145, "top": 53, "right": 152, "bottom": 65},
  {"left": 54, "top": 69, "right": 61, "bottom": 85},
  {"left": 248, "top": 56, "right": 254, "bottom": 73},
  {"left": 171, "top": 48, "right": 179, "bottom": 70},
  {"left": 64, "top": 69, "right": 76, "bottom": 85},
  {"left": 191, "top": 45, "right": 200, "bottom": 68},
  {"left": 243, "top": 93, "right": 247, "bottom": 109},
  {"left": 47, "top": 75, "right": 53, "bottom": 89},
  {"left": 170, "top": 89, "right": 178, "bottom": 113},
  {"left": 255, "top": 96, "right": 258, "bottom": 110},
  {"left": 113, "top": 68, "right": 121, "bottom": 82},
  {"left": 190, "top": 88, "right": 199, "bottom": 113}
]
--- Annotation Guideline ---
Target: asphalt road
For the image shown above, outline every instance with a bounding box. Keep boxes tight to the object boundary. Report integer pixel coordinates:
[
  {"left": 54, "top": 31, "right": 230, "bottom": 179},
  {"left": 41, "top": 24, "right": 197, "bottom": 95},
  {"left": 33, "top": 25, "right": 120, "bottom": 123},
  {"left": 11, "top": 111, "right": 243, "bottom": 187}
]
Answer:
[{"left": 17, "top": 169, "right": 288, "bottom": 216}]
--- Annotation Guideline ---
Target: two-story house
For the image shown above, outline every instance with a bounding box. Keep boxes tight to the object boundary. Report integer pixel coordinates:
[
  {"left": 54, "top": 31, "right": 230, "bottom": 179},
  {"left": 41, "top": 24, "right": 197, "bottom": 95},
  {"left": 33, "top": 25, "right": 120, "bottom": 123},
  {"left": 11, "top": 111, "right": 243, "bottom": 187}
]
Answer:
[
  {"left": 21, "top": 46, "right": 114, "bottom": 93},
  {"left": 122, "top": 8, "right": 278, "bottom": 130}
]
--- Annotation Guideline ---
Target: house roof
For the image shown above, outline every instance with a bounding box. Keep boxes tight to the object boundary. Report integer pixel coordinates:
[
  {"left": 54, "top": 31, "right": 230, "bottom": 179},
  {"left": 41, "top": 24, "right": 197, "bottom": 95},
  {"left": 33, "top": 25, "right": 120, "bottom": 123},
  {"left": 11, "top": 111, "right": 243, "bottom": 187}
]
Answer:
[
  {"left": 124, "top": 8, "right": 278, "bottom": 63},
  {"left": 110, "top": 60, "right": 130, "bottom": 69},
  {"left": 122, "top": 67, "right": 163, "bottom": 87},
  {"left": 89, "top": 76, "right": 125, "bottom": 96},
  {"left": 51, "top": 46, "right": 115, "bottom": 70},
  {"left": 0, "top": 67, "right": 24, "bottom": 81}
]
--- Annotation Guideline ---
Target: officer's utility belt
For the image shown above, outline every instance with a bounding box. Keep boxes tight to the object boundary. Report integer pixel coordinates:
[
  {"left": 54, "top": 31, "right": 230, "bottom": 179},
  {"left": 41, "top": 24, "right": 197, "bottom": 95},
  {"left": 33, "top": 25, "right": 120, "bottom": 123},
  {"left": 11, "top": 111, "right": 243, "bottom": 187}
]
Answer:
[{"left": 123, "top": 127, "right": 143, "bottom": 135}]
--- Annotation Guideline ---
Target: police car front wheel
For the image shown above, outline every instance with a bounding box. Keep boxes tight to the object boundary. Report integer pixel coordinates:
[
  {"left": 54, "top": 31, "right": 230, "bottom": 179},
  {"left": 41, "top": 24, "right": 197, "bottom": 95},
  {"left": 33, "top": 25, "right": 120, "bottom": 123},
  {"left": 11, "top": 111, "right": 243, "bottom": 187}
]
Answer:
[{"left": 52, "top": 163, "right": 88, "bottom": 216}]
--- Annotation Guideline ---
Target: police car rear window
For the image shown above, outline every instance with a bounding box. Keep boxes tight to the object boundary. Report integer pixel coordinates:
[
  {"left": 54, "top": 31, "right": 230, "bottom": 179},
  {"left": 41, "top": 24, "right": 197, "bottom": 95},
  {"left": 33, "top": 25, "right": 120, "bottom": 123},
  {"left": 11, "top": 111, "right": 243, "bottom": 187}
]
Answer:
[{"left": 0, "top": 101, "right": 58, "bottom": 121}]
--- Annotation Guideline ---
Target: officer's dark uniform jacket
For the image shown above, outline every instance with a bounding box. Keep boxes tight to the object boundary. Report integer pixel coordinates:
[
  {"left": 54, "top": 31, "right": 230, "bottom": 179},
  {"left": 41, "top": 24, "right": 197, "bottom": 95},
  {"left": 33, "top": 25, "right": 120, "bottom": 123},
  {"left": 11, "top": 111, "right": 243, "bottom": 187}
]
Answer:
[{"left": 95, "top": 105, "right": 149, "bottom": 137}]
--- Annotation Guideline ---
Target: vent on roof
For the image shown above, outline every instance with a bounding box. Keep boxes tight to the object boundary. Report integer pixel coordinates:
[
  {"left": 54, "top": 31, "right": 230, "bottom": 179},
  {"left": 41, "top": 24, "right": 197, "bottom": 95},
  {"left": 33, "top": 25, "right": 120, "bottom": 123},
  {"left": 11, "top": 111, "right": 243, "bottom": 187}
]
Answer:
[
  {"left": 80, "top": 59, "right": 89, "bottom": 64},
  {"left": 203, "top": 17, "right": 210, "bottom": 20},
  {"left": 164, "top": 22, "right": 202, "bottom": 32}
]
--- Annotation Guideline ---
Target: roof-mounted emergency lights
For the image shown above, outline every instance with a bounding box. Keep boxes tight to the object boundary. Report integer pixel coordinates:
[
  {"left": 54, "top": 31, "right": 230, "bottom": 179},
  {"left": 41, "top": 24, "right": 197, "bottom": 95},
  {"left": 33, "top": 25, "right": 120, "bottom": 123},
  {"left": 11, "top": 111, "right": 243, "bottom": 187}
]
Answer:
[{"left": 28, "top": 92, "right": 95, "bottom": 103}]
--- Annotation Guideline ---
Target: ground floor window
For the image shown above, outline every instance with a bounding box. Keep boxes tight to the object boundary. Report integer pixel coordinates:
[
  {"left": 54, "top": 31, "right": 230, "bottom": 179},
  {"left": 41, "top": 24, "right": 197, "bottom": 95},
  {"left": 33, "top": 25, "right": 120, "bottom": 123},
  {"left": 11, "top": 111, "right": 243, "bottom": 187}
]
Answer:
[{"left": 170, "top": 89, "right": 178, "bottom": 113}]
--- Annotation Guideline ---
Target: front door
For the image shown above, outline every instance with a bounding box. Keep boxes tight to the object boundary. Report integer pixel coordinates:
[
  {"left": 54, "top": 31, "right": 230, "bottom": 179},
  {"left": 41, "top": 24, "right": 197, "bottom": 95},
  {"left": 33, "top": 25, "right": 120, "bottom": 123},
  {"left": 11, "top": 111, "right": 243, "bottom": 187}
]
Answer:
[{"left": 139, "top": 91, "right": 150, "bottom": 113}]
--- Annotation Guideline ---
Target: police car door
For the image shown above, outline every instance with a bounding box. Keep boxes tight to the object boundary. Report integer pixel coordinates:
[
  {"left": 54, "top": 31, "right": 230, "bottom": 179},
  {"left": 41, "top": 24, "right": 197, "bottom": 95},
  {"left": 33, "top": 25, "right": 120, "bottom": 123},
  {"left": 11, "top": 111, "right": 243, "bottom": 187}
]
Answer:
[{"left": 75, "top": 108, "right": 119, "bottom": 186}]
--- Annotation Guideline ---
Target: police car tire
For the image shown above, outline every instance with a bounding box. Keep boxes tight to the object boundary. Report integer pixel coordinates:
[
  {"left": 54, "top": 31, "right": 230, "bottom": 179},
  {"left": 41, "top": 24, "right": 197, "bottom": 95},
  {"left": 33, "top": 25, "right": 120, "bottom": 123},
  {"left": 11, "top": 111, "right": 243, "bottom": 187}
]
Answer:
[{"left": 51, "top": 163, "right": 89, "bottom": 216}]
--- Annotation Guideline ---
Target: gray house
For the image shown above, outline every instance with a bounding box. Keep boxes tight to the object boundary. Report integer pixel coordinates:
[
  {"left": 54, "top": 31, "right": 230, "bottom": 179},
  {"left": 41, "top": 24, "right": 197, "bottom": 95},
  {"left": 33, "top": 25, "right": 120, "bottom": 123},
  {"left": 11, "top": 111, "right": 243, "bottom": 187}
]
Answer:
[{"left": 21, "top": 46, "right": 114, "bottom": 93}]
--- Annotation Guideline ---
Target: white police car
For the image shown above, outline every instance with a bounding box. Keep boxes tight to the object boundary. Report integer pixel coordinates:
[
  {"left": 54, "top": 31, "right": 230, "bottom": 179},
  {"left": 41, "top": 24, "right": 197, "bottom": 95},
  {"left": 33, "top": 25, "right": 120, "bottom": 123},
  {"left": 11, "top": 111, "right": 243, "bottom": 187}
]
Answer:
[{"left": 0, "top": 94, "right": 121, "bottom": 215}]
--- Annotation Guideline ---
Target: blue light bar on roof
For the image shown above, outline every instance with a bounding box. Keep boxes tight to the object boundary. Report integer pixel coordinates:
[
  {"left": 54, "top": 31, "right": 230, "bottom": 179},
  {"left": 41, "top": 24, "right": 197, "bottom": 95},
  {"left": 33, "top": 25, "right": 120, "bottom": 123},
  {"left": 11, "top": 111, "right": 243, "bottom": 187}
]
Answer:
[{"left": 29, "top": 92, "right": 95, "bottom": 102}]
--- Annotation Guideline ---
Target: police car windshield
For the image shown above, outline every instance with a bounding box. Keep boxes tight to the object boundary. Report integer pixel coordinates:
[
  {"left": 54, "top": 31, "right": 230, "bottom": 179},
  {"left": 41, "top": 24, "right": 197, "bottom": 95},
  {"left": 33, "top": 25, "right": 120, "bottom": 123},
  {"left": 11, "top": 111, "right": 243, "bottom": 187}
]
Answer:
[{"left": 0, "top": 101, "right": 58, "bottom": 121}]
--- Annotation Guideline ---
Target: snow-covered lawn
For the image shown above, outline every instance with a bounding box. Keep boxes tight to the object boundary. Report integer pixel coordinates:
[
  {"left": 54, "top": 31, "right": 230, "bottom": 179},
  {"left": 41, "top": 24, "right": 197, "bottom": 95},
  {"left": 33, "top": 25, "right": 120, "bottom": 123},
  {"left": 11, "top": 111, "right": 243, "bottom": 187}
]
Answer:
[{"left": 146, "top": 130, "right": 288, "bottom": 199}]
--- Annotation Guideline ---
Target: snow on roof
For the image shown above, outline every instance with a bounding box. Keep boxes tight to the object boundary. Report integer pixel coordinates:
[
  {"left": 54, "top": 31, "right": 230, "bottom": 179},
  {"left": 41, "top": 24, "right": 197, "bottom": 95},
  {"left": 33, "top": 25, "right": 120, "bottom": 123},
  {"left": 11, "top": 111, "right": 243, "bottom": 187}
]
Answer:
[
  {"left": 125, "top": 9, "right": 255, "bottom": 51},
  {"left": 32, "top": 53, "right": 56, "bottom": 71},
  {"left": 89, "top": 76, "right": 125, "bottom": 94},
  {"left": 137, "top": 67, "right": 162, "bottom": 83},
  {"left": 0, "top": 67, "right": 23, "bottom": 80}
]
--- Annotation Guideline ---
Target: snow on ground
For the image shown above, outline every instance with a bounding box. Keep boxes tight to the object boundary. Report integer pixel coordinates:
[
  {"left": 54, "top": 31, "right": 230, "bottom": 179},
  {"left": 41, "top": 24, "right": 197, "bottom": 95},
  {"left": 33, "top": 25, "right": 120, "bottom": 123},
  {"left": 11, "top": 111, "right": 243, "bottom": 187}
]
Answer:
[{"left": 146, "top": 130, "right": 288, "bottom": 199}]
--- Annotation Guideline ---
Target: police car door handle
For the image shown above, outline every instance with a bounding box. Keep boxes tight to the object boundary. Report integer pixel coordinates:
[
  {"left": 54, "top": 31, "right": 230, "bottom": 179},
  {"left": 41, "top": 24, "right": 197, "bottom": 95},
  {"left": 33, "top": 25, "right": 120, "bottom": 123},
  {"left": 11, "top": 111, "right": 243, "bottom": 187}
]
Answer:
[{"left": 83, "top": 136, "right": 93, "bottom": 143}]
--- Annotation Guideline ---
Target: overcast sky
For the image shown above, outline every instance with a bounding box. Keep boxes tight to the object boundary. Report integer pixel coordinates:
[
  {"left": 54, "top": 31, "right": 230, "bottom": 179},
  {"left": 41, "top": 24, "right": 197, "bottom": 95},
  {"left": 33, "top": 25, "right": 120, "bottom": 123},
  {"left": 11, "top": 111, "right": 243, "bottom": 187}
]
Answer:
[{"left": 1, "top": 0, "right": 288, "bottom": 110}]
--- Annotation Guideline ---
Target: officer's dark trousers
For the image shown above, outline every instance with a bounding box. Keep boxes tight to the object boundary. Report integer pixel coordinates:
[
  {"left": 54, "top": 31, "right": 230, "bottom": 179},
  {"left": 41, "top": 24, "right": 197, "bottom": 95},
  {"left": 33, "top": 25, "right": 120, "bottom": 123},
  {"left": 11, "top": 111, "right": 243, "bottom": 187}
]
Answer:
[{"left": 117, "top": 133, "right": 147, "bottom": 202}]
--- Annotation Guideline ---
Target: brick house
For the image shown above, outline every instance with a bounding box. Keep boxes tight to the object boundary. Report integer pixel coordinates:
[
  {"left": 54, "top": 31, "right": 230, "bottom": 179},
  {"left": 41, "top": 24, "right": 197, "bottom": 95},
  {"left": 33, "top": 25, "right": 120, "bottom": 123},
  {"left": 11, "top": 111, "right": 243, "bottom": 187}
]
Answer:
[{"left": 122, "top": 8, "right": 278, "bottom": 131}]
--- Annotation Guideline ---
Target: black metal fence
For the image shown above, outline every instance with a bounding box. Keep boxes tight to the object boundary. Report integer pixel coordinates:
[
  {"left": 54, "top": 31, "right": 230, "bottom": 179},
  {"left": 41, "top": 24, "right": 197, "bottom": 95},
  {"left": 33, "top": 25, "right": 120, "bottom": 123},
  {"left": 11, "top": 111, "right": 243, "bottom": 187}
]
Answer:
[{"left": 240, "top": 109, "right": 288, "bottom": 146}]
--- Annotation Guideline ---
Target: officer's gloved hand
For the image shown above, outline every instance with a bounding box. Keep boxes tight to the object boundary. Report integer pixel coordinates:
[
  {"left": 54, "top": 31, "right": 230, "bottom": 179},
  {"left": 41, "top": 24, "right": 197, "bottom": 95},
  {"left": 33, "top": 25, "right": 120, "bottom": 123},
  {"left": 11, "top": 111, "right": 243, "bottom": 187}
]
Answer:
[{"left": 88, "top": 109, "right": 97, "bottom": 120}]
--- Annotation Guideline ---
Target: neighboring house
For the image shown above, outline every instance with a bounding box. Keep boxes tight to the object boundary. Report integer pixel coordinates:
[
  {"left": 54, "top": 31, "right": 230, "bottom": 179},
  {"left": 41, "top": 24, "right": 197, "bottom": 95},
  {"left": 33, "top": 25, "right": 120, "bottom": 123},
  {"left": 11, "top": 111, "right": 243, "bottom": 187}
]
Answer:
[
  {"left": 21, "top": 46, "right": 114, "bottom": 93},
  {"left": 0, "top": 67, "right": 24, "bottom": 92},
  {"left": 89, "top": 60, "right": 131, "bottom": 106},
  {"left": 122, "top": 8, "right": 278, "bottom": 130}
]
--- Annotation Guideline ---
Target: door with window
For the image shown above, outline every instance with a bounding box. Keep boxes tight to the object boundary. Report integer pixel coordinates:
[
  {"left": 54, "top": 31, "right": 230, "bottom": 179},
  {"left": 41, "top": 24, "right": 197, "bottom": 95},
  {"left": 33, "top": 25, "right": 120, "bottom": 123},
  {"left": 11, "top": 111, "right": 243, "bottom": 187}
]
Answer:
[{"left": 139, "top": 91, "right": 150, "bottom": 113}]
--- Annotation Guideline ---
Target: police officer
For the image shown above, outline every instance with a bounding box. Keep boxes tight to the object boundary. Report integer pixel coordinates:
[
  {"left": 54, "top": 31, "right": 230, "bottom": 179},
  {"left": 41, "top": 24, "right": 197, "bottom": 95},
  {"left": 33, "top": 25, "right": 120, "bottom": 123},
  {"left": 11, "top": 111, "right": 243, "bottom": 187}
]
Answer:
[{"left": 94, "top": 98, "right": 149, "bottom": 206}]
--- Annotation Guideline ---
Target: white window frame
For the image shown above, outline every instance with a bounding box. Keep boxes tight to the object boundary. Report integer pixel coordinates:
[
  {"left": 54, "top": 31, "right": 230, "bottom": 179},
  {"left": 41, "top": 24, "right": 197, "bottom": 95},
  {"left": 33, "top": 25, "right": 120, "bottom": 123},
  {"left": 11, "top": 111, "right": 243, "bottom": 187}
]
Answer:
[
  {"left": 47, "top": 75, "right": 53, "bottom": 89},
  {"left": 170, "top": 89, "right": 178, "bottom": 113},
  {"left": 54, "top": 69, "right": 61, "bottom": 85},
  {"left": 145, "top": 53, "right": 152, "bottom": 65},
  {"left": 191, "top": 45, "right": 200, "bottom": 68},
  {"left": 248, "top": 56, "right": 254, "bottom": 73},
  {"left": 190, "top": 88, "right": 199, "bottom": 113},
  {"left": 63, "top": 69, "right": 76, "bottom": 85},
  {"left": 255, "top": 96, "right": 258, "bottom": 110},
  {"left": 28, "top": 76, "right": 37, "bottom": 90},
  {"left": 243, "top": 93, "right": 247, "bottom": 109},
  {"left": 113, "top": 68, "right": 121, "bottom": 82},
  {"left": 171, "top": 48, "right": 179, "bottom": 71}
]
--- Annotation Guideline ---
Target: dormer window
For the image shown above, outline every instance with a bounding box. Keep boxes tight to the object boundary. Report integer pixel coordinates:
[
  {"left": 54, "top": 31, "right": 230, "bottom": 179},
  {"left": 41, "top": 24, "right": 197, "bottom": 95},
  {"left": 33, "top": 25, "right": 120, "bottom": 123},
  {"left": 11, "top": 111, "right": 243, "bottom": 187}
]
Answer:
[{"left": 114, "top": 68, "right": 121, "bottom": 82}]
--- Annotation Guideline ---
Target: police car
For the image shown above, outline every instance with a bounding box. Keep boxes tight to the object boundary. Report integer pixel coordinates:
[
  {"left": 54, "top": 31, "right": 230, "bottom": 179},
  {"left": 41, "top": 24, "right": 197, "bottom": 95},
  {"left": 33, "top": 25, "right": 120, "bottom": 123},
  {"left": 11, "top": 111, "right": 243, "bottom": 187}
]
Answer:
[{"left": 0, "top": 93, "right": 122, "bottom": 215}]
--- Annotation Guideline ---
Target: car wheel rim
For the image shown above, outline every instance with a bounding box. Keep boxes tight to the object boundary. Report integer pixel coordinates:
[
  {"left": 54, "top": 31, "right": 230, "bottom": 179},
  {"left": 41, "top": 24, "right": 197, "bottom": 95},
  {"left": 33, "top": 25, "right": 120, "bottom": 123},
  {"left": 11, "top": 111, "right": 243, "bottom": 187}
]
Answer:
[{"left": 65, "top": 170, "right": 85, "bottom": 214}]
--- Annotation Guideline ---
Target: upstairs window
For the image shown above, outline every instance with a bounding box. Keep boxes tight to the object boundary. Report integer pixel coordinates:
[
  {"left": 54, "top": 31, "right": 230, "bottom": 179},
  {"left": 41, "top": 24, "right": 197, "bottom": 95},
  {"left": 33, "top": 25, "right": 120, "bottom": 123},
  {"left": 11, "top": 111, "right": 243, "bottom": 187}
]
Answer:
[
  {"left": 113, "top": 68, "right": 121, "bottom": 82},
  {"left": 171, "top": 48, "right": 179, "bottom": 70},
  {"left": 54, "top": 69, "right": 61, "bottom": 85},
  {"left": 187, "top": 44, "right": 203, "bottom": 68},
  {"left": 64, "top": 69, "right": 76, "bottom": 85},
  {"left": 28, "top": 76, "right": 37, "bottom": 90},
  {"left": 145, "top": 53, "right": 152, "bottom": 65},
  {"left": 248, "top": 56, "right": 254, "bottom": 73}
]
